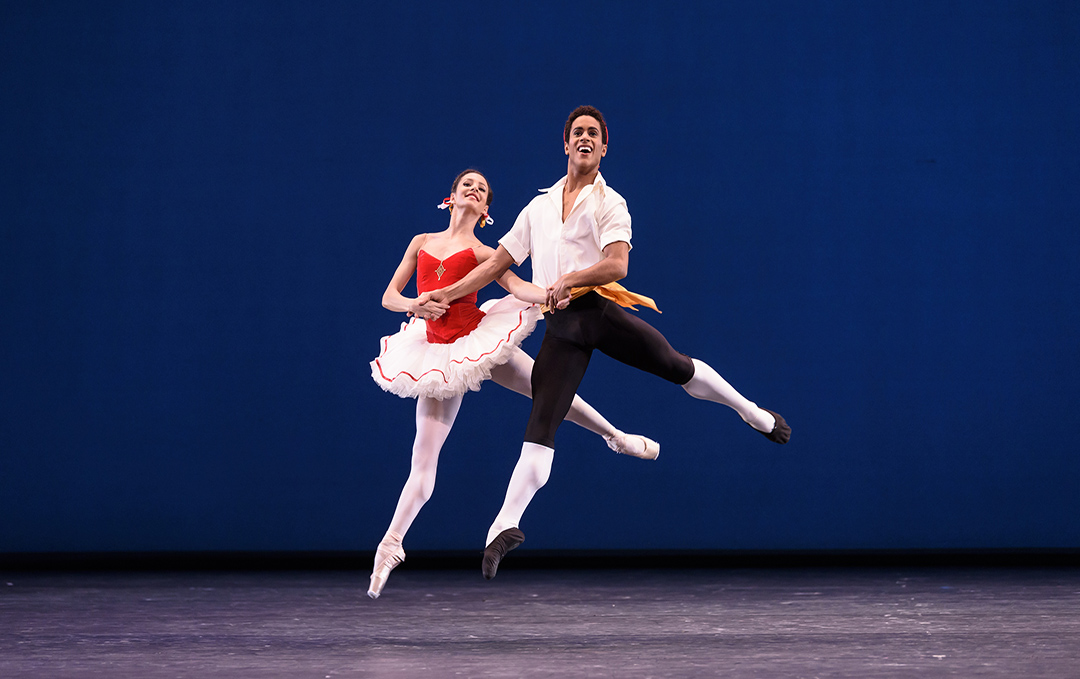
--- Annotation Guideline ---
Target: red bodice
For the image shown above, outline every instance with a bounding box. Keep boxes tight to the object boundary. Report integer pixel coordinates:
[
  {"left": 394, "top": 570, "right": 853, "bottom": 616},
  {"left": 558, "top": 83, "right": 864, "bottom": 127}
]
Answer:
[{"left": 416, "top": 248, "right": 486, "bottom": 344}]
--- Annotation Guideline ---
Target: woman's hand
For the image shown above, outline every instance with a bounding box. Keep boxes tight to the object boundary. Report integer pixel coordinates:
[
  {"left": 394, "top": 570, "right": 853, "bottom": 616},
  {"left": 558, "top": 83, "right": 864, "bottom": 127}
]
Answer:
[
  {"left": 545, "top": 275, "right": 575, "bottom": 312},
  {"left": 409, "top": 296, "right": 449, "bottom": 320}
]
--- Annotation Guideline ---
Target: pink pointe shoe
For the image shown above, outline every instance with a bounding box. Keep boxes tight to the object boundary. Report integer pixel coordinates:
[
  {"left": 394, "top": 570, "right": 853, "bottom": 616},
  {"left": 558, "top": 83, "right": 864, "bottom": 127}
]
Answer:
[
  {"left": 368, "top": 532, "right": 405, "bottom": 599},
  {"left": 604, "top": 430, "right": 660, "bottom": 460}
]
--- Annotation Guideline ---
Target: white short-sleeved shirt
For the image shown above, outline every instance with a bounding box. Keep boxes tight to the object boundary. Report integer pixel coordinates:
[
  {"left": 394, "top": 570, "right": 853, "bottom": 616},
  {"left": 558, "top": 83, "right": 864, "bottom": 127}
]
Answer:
[{"left": 499, "top": 172, "right": 632, "bottom": 289}]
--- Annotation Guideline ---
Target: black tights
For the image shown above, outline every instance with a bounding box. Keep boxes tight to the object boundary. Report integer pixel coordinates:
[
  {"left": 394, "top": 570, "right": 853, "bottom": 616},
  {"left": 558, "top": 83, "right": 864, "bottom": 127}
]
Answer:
[{"left": 524, "top": 292, "right": 696, "bottom": 448}]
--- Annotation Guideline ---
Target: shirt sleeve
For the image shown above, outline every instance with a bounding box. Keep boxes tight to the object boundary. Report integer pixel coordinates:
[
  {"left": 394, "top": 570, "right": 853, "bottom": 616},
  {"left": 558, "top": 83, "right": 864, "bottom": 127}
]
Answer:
[
  {"left": 499, "top": 202, "right": 533, "bottom": 265},
  {"left": 596, "top": 190, "right": 633, "bottom": 252}
]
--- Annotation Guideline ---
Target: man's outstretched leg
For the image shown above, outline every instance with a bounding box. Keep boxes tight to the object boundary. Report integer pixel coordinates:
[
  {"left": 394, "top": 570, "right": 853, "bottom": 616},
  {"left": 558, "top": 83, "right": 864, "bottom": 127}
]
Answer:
[
  {"left": 592, "top": 298, "right": 790, "bottom": 444},
  {"left": 682, "top": 358, "right": 790, "bottom": 443}
]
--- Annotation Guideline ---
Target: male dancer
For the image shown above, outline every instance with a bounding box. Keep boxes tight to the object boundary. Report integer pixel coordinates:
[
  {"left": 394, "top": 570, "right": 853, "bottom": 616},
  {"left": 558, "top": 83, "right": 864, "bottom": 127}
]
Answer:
[{"left": 422, "top": 105, "right": 790, "bottom": 579}]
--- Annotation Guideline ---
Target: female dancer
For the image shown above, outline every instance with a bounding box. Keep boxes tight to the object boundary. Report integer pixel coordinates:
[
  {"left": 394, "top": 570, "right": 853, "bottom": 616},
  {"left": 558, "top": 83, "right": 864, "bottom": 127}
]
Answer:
[{"left": 367, "top": 169, "right": 656, "bottom": 599}]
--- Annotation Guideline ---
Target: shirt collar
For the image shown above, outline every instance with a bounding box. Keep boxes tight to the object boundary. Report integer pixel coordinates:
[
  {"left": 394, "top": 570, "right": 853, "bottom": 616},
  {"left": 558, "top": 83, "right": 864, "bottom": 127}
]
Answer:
[{"left": 540, "top": 171, "right": 607, "bottom": 194}]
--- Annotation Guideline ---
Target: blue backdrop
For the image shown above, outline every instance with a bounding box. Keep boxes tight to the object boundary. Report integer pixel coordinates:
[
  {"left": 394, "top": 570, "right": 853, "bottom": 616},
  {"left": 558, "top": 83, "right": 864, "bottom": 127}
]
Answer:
[{"left": 2, "top": 1, "right": 1078, "bottom": 554}]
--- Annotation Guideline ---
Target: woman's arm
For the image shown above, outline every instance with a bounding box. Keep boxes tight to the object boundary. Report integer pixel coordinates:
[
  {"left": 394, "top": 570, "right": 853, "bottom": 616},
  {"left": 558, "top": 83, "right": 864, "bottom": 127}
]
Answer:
[
  {"left": 381, "top": 234, "right": 449, "bottom": 319},
  {"left": 496, "top": 270, "right": 546, "bottom": 305}
]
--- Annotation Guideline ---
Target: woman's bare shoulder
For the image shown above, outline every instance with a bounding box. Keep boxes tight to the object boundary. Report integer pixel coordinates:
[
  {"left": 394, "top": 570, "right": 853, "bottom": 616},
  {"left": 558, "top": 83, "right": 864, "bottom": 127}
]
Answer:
[{"left": 472, "top": 241, "right": 496, "bottom": 261}]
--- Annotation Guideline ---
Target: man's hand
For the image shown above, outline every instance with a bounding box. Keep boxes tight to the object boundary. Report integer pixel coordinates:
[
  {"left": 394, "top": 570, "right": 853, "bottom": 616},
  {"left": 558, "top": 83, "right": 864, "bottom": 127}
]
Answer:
[
  {"left": 410, "top": 293, "right": 449, "bottom": 320},
  {"left": 422, "top": 289, "right": 451, "bottom": 305},
  {"left": 545, "top": 275, "right": 575, "bottom": 312}
]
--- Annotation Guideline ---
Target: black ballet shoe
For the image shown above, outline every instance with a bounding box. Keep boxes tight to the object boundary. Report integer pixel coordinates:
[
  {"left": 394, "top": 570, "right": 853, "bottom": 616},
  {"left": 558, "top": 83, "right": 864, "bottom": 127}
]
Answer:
[
  {"left": 482, "top": 527, "right": 525, "bottom": 580},
  {"left": 755, "top": 409, "right": 791, "bottom": 444}
]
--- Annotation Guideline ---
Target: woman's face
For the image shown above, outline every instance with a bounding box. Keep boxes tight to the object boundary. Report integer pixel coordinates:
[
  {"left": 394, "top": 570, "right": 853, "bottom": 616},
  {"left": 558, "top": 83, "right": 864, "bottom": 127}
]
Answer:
[{"left": 450, "top": 172, "right": 490, "bottom": 214}]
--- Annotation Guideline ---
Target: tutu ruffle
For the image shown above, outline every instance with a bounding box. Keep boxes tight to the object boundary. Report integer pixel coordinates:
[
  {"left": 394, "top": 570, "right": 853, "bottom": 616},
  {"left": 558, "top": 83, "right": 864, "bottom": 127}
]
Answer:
[{"left": 370, "top": 295, "right": 541, "bottom": 400}]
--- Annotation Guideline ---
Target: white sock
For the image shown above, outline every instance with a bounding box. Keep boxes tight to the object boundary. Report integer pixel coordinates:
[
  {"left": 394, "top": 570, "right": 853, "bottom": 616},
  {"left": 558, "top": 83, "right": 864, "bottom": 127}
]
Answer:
[
  {"left": 486, "top": 442, "right": 554, "bottom": 546},
  {"left": 682, "top": 358, "right": 775, "bottom": 433}
]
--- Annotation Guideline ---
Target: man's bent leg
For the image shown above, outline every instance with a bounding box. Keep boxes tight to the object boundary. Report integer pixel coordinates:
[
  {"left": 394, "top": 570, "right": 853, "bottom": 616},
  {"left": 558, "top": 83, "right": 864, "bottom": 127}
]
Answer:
[
  {"left": 486, "top": 336, "right": 592, "bottom": 542},
  {"left": 483, "top": 334, "right": 594, "bottom": 578},
  {"left": 485, "top": 442, "right": 556, "bottom": 546},
  {"left": 482, "top": 441, "right": 552, "bottom": 579},
  {"left": 488, "top": 345, "right": 657, "bottom": 457},
  {"left": 523, "top": 335, "right": 594, "bottom": 448}
]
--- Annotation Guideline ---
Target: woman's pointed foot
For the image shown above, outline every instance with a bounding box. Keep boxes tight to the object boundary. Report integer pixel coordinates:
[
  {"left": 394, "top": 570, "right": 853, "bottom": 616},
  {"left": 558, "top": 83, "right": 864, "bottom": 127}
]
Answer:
[
  {"left": 368, "top": 532, "right": 405, "bottom": 599},
  {"left": 604, "top": 430, "right": 660, "bottom": 460}
]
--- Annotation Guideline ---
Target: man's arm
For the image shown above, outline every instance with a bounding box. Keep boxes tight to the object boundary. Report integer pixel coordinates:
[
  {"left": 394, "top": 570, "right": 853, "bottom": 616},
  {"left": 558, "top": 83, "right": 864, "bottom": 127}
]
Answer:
[
  {"left": 421, "top": 244, "right": 516, "bottom": 305},
  {"left": 545, "top": 241, "right": 629, "bottom": 310}
]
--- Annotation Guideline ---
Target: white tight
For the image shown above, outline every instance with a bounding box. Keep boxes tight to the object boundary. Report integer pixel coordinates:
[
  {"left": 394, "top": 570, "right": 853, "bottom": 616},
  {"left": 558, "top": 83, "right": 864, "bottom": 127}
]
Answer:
[
  {"left": 382, "top": 346, "right": 617, "bottom": 541},
  {"left": 385, "top": 394, "right": 463, "bottom": 537}
]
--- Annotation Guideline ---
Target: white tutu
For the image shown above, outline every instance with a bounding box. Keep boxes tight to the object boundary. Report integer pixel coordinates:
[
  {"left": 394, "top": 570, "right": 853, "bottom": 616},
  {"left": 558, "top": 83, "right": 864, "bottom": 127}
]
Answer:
[{"left": 370, "top": 295, "right": 541, "bottom": 400}]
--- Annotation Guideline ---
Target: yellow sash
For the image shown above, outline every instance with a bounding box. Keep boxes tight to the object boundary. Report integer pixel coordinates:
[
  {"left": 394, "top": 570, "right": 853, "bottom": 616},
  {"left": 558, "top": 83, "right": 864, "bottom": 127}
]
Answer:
[{"left": 541, "top": 282, "right": 660, "bottom": 314}]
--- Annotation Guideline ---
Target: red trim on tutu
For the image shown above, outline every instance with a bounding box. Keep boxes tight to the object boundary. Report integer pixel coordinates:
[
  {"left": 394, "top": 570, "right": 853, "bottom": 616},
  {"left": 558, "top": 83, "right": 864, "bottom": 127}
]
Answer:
[{"left": 373, "top": 304, "right": 531, "bottom": 386}]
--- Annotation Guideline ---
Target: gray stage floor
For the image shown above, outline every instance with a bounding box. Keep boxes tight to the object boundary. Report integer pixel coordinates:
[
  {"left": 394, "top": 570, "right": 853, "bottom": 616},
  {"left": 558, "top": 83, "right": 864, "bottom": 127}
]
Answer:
[{"left": 2, "top": 566, "right": 1079, "bottom": 678}]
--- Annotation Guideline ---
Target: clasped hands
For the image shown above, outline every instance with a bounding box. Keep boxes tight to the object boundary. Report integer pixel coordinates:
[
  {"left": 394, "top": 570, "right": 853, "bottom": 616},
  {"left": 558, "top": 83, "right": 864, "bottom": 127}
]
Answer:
[
  {"left": 410, "top": 292, "right": 449, "bottom": 320},
  {"left": 544, "top": 276, "right": 573, "bottom": 312},
  {"left": 414, "top": 276, "right": 573, "bottom": 320}
]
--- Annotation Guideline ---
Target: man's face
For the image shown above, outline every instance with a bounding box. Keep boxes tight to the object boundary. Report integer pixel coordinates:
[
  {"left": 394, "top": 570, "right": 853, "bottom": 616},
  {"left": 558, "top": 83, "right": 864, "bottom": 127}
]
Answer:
[{"left": 564, "top": 115, "right": 607, "bottom": 172}]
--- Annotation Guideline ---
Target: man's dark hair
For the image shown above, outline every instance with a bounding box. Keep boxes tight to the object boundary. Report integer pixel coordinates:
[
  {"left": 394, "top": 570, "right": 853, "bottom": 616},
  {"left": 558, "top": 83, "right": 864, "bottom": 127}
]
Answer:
[{"left": 563, "top": 105, "right": 608, "bottom": 145}]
